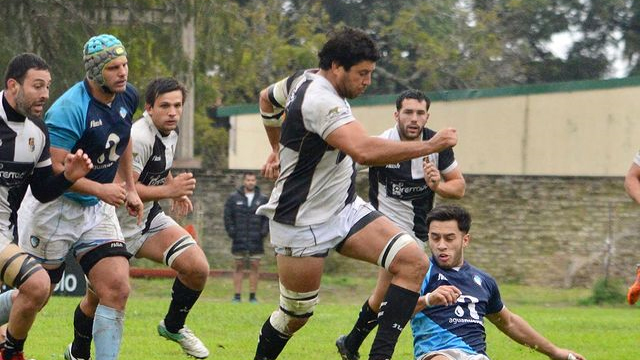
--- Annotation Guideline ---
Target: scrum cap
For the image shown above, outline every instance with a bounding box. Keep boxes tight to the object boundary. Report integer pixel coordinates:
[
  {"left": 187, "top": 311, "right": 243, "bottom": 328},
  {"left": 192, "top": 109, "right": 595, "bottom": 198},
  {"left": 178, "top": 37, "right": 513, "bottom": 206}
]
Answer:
[{"left": 83, "top": 34, "right": 127, "bottom": 86}]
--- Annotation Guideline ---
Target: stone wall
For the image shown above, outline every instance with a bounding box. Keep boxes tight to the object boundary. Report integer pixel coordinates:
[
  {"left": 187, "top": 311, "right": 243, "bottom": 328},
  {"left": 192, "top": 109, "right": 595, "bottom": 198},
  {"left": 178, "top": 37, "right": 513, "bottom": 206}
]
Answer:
[{"left": 168, "top": 169, "right": 639, "bottom": 288}]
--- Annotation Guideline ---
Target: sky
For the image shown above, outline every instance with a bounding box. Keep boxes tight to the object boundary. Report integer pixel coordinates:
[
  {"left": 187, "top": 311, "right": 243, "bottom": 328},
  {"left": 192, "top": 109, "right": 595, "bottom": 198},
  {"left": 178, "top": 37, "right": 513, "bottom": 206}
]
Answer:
[{"left": 546, "top": 31, "right": 630, "bottom": 79}]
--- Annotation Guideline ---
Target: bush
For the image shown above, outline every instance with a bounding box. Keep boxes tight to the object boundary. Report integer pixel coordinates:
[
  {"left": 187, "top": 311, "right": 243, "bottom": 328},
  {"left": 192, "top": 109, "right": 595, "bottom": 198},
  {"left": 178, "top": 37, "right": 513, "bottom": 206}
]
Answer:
[{"left": 579, "top": 277, "right": 626, "bottom": 305}]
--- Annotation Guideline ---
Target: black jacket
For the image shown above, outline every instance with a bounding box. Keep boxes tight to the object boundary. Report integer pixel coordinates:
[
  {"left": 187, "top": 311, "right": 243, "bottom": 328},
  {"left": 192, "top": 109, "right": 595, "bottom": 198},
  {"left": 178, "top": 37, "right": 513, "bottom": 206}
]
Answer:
[{"left": 223, "top": 186, "right": 269, "bottom": 254}]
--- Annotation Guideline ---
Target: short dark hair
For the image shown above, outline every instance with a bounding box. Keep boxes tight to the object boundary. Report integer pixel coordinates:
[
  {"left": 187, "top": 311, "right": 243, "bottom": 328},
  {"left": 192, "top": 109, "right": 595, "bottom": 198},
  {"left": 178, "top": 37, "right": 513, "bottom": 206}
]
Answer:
[
  {"left": 144, "top": 77, "right": 187, "bottom": 107},
  {"left": 4, "top": 53, "right": 50, "bottom": 89},
  {"left": 396, "top": 89, "right": 431, "bottom": 111},
  {"left": 426, "top": 205, "right": 472, "bottom": 234},
  {"left": 318, "top": 27, "right": 380, "bottom": 71},
  {"left": 243, "top": 172, "right": 256, "bottom": 179}
]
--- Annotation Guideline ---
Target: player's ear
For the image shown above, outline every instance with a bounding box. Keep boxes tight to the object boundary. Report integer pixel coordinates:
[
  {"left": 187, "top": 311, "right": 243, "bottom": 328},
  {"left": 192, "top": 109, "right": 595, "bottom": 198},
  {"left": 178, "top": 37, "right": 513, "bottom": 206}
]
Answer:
[{"left": 462, "top": 233, "right": 470, "bottom": 247}]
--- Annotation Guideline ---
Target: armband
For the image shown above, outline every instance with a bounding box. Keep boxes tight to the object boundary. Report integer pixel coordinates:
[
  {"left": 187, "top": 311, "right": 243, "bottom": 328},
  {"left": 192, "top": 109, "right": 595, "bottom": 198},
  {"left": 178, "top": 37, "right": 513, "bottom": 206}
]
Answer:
[{"left": 261, "top": 109, "right": 285, "bottom": 127}]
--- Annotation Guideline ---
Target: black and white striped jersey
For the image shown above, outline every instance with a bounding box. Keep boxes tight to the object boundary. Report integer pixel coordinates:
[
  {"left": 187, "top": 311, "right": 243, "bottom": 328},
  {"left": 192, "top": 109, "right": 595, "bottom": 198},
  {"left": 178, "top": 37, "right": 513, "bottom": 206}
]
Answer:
[
  {"left": 369, "top": 127, "right": 457, "bottom": 241},
  {"left": 0, "top": 91, "right": 52, "bottom": 232},
  {"left": 118, "top": 111, "right": 178, "bottom": 238},
  {"left": 257, "top": 71, "right": 357, "bottom": 226}
]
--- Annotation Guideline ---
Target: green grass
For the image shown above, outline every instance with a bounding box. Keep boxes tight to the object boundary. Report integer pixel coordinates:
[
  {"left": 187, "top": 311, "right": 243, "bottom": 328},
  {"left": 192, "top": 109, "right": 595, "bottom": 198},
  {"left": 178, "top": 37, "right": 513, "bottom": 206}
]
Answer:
[{"left": 24, "top": 276, "right": 639, "bottom": 360}]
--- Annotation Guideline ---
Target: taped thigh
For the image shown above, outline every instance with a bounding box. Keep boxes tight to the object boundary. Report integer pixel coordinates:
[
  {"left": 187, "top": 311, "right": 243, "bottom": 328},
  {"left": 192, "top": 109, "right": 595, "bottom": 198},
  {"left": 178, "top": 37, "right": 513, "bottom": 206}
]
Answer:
[
  {"left": 270, "top": 282, "right": 319, "bottom": 335},
  {"left": 0, "top": 244, "right": 44, "bottom": 288},
  {"left": 377, "top": 232, "right": 415, "bottom": 270},
  {"left": 162, "top": 235, "right": 197, "bottom": 267}
]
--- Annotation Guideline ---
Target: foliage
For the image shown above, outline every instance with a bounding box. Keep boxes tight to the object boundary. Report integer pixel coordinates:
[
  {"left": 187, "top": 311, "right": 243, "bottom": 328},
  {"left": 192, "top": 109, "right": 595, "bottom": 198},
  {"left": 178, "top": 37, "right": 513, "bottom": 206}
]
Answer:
[
  {"left": 2, "top": 0, "right": 640, "bottom": 168},
  {"left": 579, "top": 277, "right": 627, "bottom": 305}
]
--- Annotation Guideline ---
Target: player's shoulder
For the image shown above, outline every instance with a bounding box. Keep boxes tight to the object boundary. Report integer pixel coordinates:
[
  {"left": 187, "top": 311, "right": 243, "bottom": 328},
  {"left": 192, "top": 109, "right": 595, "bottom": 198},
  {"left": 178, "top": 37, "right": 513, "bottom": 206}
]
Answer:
[
  {"left": 45, "top": 82, "right": 89, "bottom": 123},
  {"left": 462, "top": 262, "right": 499, "bottom": 287},
  {"left": 120, "top": 83, "right": 140, "bottom": 110},
  {"left": 131, "top": 115, "right": 155, "bottom": 143}
]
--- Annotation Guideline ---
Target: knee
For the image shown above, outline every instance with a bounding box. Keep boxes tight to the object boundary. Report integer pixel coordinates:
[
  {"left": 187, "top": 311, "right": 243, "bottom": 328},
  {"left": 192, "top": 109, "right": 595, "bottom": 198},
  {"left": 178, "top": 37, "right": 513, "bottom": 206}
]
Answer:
[
  {"left": 272, "top": 283, "right": 319, "bottom": 335},
  {"left": 95, "top": 277, "right": 130, "bottom": 307},
  {"left": 19, "top": 271, "right": 50, "bottom": 309},
  {"left": 389, "top": 246, "right": 428, "bottom": 283},
  {"left": 175, "top": 258, "right": 209, "bottom": 288}
]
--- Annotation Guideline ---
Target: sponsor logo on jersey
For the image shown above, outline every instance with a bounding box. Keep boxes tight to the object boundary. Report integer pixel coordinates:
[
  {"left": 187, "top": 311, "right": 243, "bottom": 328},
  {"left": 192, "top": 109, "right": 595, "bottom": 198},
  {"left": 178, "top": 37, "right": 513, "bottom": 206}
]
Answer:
[
  {"left": 152, "top": 155, "right": 162, "bottom": 161},
  {"left": 385, "top": 163, "right": 401, "bottom": 169},
  {"left": 119, "top": 107, "right": 127, "bottom": 119},
  {"left": 30, "top": 235, "right": 40, "bottom": 248},
  {"left": 90, "top": 119, "right": 103, "bottom": 128},
  {"left": 437, "top": 273, "right": 448, "bottom": 281},
  {"left": 389, "top": 181, "right": 428, "bottom": 199},
  {"left": 146, "top": 174, "right": 167, "bottom": 186},
  {"left": 28, "top": 137, "right": 35, "bottom": 152}
]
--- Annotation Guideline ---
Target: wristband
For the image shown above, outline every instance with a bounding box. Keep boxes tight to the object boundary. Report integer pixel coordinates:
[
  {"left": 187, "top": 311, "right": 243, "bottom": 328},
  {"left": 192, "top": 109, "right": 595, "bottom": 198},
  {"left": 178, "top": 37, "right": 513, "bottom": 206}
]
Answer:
[{"left": 425, "top": 292, "right": 433, "bottom": 307}]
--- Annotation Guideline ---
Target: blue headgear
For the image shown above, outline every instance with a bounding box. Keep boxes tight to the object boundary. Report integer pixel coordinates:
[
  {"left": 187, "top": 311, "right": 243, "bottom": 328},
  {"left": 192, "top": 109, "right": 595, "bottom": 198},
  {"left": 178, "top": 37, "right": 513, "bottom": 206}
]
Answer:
[{"left": 83, "top": 34, "right": 127, "bottom": 86}]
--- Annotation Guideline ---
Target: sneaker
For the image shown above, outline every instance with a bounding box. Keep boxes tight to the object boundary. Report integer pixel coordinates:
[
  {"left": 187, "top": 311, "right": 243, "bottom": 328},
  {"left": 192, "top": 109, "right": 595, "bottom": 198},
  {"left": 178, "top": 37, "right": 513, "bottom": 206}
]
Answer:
[
  {"left": 158, "top": 320, "right": 209, "bottom": 359},
  {"left": 231, "top": 297, "right": 241, "bottom": 303},
  {"left": 63, "top": 343, "right": 91, "bottom": 360},
  {"left": 249, "top": 297, "right": 258, "bottom": 304},
  {"left": 335, "top": 335, "right": 359, "bottom": 360},
  {"left": 627, "top": 264, "right": 640, "bottom": 305}
]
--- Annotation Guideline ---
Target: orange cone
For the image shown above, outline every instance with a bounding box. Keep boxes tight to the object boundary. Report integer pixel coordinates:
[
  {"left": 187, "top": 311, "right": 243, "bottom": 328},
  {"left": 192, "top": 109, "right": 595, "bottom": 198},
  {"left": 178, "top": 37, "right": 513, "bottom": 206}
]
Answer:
[{"left": 627, "top": 264, "right": 640, "bottom": 305}]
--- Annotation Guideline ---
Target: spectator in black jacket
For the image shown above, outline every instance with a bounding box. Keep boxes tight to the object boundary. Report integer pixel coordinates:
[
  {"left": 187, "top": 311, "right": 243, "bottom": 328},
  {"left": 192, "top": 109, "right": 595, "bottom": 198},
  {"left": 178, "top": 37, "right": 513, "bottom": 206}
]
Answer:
[{"left": 224, "top": 172, "right": 269, "bottom": 303}]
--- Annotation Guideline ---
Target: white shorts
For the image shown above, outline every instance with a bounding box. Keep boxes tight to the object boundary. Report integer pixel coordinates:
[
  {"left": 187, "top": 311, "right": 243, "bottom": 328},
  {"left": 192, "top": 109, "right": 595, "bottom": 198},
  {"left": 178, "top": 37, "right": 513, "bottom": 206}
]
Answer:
[
  {"left": 18, "top": 192, "right": 123, "bottom": 265},
  {"left": 417, "top": 349, "right": 490, "bottom": 360},
  {"left": 124, "top": 210, "right": 178, "bottom": 256},
  {"left": 270, "top": 196, "right": 377, "bottom": 257}
]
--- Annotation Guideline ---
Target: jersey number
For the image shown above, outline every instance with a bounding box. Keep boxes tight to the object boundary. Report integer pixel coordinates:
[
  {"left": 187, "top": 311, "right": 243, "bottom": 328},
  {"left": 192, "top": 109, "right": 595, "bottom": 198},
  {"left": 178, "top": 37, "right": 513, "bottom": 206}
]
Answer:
[
  {"left": 96, "top": 133, "right": 121, "bottom": 164},
  {"left": 454, "top": 295, "right": 480, "bottom": 320}
]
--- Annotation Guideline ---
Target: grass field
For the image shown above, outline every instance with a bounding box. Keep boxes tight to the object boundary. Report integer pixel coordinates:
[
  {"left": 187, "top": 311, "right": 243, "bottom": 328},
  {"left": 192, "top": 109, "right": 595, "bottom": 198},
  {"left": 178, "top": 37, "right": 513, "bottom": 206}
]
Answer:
[{"left": 24, "top": 275, "right": 638, "bottom": 360}]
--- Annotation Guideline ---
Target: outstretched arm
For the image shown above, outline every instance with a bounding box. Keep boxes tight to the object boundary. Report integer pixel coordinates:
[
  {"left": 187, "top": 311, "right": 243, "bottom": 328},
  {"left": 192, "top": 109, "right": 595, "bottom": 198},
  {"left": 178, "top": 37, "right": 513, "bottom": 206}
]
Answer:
[
  {"left": 487, "top": 308, "right": 585, "bottom": 360},
  {"left": 30, "top": 149, "right": 93, "bottom": 203},
  {"left": 325, "top": 121, "right": 457, "bottom": 166}
]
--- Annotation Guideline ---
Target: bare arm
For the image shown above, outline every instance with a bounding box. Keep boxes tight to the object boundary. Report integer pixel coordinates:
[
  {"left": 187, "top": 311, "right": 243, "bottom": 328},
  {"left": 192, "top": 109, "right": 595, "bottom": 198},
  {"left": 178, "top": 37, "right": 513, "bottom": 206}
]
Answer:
[
  {"left": 424, "top": 161, "right": 466, "bottom": 199},
  {"left": 50, "top": 147, "right": 127, "bottom": 206},
  {"left": 624, "top": 162, "right": 640, "bottom": 203},
  {"left": 259, "top": 87, "right": 283, "bottom": 179},
  {"left": 117, "top": 138, "right": 143, "bottom": 222},
  {"left": 487, "top": 308, "right": 585, "bottom": 360},
  {"left": 135, "top": 171, "right": 196, "bottom": 203},
  {"left": 325, "top": 121, "right": 457, "bottom": 166},
  {"left": 413, "top": 285, "right": 462, "bottom": 315}
]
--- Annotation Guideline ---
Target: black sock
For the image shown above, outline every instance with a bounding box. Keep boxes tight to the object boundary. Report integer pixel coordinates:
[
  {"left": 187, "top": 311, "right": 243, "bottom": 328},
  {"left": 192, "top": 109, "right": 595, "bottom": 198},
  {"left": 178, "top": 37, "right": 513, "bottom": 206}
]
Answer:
[
  {"left": 344, "top": 298, "right": 379, "bottom": 353},
  {"left": 3, "top": 330, "right": 25, "bottom": 357},
  {"left": 250, "top": 292, "right": 256, "bottom": 300},
  {"left": 234, "top": 293, "right": 241, "bottom": 300},
  {"left": 254, "top": 316, "right": 291, "bottom": 360},
  {"left": 164, "top": 278, "right": 202, "bottom": 333},
  {"left": 71, "top": 304, "right": 94, "bottom": 359},
  {"left": 368, "top": 284, "right": 419, "bottom": 360}
]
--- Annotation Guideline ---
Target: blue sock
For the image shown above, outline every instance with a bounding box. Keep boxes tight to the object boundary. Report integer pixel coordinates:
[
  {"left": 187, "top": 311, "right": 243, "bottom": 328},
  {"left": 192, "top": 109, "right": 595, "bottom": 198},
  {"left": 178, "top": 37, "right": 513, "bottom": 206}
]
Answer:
[
  {"left": 93, "top": 304, "right": 125, "bottom": 360},
  {"left": 0, "top": 290, "right": 15, "bottom": 325}
]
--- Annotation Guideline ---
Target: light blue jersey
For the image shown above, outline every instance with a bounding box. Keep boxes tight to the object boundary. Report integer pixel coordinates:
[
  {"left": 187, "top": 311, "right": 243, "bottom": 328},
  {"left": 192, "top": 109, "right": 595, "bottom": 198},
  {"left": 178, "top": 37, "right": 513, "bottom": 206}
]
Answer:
[{"left": 45, "top": 80, "right": 138, "bottom": 206}]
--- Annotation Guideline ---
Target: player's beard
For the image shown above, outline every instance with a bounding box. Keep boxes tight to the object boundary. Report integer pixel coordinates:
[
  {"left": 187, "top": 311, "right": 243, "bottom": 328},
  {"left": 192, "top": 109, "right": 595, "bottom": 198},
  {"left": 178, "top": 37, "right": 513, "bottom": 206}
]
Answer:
[{"left": 15, "top": 88, "right": 44, "bottom": 120}]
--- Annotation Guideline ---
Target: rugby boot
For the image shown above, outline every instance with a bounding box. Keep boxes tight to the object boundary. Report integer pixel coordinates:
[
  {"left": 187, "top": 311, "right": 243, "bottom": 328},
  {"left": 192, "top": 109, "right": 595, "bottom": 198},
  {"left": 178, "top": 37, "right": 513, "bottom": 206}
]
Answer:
[
  {"left": 63, "top": 343, "right": 91, "bottom": 360},
  {"left": 158, "top": 320, "right": 209, "bottom": 359},
  {"left": 627, "top": 263, "right": 640, "bottom": 305},
  {"left": 336, "top": 335, "right": 360, "bottom": 360}
]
